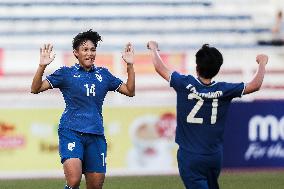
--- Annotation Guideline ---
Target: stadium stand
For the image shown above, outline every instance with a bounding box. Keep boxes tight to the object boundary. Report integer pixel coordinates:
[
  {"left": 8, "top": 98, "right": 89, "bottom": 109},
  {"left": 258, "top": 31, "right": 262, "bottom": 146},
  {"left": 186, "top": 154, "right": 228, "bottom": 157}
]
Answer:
[
  {"left": 0, "top": 0, "right": 271, "bottom": 50},
  {"left": 0, "top": 0, "right": 283, "bottom": 107}
]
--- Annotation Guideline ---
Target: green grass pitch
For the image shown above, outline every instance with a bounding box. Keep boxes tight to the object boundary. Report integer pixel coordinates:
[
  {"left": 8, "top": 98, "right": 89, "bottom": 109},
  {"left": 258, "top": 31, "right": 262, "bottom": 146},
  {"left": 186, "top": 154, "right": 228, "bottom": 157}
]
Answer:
[{"left": 0, "top": 170, "right": 283, "bottom": 189}]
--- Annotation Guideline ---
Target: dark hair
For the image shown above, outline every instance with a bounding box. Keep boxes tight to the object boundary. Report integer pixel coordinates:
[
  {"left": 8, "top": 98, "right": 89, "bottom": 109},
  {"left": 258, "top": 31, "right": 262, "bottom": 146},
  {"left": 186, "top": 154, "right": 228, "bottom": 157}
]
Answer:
[
  {"left": 195, "top": 44, "right": 223, "bottom": 79},
  {"left": 72, "top": 29, "right": 102, "bottom": 50},
  {"left": 278, "top": 10, "right": 282, "bottom": 18}
]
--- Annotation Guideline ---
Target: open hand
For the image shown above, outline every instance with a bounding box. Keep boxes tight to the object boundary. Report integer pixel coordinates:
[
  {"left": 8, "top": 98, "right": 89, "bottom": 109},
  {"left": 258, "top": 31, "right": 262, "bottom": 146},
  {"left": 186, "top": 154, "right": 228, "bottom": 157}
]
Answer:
[
  {"left": 122, "top": 42, "right": 134, "bottom": 64},
  {"left": 147, "top": 41, "right": 159, "bottom": 51},
  {"left": 39, "top": 44, "right": 56, "bottom": 66}
]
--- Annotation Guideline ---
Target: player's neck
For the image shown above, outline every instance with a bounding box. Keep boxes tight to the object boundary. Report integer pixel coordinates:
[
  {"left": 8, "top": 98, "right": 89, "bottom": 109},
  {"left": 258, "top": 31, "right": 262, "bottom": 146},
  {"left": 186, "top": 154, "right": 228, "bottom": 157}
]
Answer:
[
  {"left": 198, "top": 77, "right": 212, "bottom": 85},
  {"left": 79, "top": 63, "right": 92, "bottom": 71}
]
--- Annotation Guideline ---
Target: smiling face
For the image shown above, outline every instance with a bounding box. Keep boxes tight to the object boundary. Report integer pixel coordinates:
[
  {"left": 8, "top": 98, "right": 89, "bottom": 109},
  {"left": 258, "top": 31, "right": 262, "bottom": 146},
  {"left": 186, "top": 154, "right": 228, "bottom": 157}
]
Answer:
[{"left": 73, "top": 40, "right": 96, "bottom": 70}]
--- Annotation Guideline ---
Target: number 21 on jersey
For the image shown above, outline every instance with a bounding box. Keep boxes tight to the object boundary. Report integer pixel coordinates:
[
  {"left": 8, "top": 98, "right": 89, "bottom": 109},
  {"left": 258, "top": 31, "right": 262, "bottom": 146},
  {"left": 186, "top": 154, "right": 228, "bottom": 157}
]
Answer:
[{"left": 187, "top": 93, "right": 218, "bottom": 124}]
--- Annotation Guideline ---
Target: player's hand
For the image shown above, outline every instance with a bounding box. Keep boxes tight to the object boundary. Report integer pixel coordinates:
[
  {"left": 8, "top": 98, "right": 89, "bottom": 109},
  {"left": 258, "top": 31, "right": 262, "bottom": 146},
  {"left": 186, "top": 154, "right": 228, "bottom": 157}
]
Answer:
[
  {"left": 147, "top": 41, "right": 159, "bottom": 51},
  {"left": 39, "top": 44, "right": 56, "bottom": 66},
  {"left": 122, "top": 42, "right": 134, "bottom": 64},
  {"left": 256, "top": 54, "right": 268, "bottom": 65}
]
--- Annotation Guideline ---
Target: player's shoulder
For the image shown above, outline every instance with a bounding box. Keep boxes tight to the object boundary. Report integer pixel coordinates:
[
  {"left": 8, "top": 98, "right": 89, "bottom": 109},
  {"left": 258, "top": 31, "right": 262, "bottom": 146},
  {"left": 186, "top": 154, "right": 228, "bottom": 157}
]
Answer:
[
  {"left": 172, "top": 71, "right": 194, "bottom": 80},
  {"left": 214, "top": 81, "right": 244, "bottom": 90},
  {"left": 65, "top": 64, "right": 82, "bottom": 73},
  {"left": 95, "top": 66, "right": 113, "bottom": 75},
  {"left": 63, "top": 65, "right": 73, "bottom": 70},
  {"left": 96, "top": 66, "right": 108, "bottom": 72},
  {"left": 170, "top": 71, "right": 196, "bottom": 90},
  {"left": 215, "top": 81, "right": 242, "bottom": 86},
  {"left": 214, "top": 81, "right": 227, "bottom": 86},
  {"left": 53, "top": 65, "right": 71, "bottom": 74}
]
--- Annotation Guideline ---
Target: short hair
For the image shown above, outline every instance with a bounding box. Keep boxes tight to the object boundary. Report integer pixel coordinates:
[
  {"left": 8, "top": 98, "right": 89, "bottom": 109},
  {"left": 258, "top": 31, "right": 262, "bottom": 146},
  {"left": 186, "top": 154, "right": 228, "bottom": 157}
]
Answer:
[
  {"left": 72, "top": 29, "right": 102, "bottom": 50},
  {"left": 195, "top": 44, "right": 223, "bottom": 79},
  {"left": 278, "top": 10, "right": 282, "bottom": 18}
]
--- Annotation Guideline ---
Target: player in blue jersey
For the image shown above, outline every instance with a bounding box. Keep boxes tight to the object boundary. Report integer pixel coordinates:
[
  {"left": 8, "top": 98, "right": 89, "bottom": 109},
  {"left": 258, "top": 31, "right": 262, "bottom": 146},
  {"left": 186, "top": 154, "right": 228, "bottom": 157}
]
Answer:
[
  {"left": 31, "top": 30, "right": 135, "bottom": 189},
  {"left": 147, "top": 41, "right": 268, "bottom": 189}
]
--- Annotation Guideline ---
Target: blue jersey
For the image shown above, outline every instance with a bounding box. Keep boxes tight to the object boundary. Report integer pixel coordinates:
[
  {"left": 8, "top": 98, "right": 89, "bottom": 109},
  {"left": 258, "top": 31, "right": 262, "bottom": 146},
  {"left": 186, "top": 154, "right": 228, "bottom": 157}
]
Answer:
[
  {"left": 46, "top": 63, "right": 122, "bottom": 134},
  {"left": 170, "top": 71, "right": 245, "bottom": 154}
]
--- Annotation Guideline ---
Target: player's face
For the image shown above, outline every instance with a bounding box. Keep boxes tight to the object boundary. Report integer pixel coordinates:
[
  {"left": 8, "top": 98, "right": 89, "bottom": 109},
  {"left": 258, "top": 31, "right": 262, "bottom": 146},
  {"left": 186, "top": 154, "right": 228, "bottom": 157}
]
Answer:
[{"left": 74, "top": 40, "right": 96, "bottom": 70}]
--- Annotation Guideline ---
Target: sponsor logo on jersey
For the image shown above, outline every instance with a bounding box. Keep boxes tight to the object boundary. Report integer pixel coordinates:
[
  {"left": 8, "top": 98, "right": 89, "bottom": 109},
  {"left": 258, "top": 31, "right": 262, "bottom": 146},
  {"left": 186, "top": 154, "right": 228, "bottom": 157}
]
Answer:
[
  {"left": 73, "top": 74, "right": 81, "bottom": 78},
  {"left": 68, "top": 142, "right": 75, "bottom": 151},
  {"left": 95, "top": 74, "right": 102, "bottom": 82}
]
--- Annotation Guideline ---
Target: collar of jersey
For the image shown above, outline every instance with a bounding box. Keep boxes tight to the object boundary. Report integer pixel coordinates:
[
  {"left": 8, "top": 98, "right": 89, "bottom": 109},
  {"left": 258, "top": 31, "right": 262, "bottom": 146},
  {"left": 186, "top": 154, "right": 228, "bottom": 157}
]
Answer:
[
  {"left": 74, "top": 63, "right": 96, "bottom": 72},
  {"left": 196, "top": 77, "right": 216, "bottom": 87}
]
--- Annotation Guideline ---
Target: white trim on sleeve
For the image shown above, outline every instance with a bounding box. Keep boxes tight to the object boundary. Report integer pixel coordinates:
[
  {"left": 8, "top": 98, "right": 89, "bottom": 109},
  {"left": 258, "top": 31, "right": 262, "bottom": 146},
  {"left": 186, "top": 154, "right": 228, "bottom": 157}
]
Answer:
[
  {"left": 115, "top": 82, "right": 123, "bottom": 92},
  {"left": 46, "top": 77, "right": 54, "bottom": 89},
  {"left": 168, "top": 71, "right": 174, "bottom": 86},
  {"left": 241, "top": 83, "right": 246, "bottom": 97}
]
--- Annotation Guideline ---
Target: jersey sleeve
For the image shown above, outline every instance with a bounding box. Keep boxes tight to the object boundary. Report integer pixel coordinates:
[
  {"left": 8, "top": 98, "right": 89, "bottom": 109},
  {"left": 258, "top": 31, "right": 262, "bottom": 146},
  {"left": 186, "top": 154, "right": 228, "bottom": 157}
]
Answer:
[
  {"left": 223, "top": 82, "right": 245, "bottom": 99},
  {"left": 46, "top": 67, "right": 66, "bottom": 89},
  {"left": 104, "top": 68, "right": 123, "bottom": 91},
  {"left": 170, "top": 71, "right": 182, "bottom": 91}
]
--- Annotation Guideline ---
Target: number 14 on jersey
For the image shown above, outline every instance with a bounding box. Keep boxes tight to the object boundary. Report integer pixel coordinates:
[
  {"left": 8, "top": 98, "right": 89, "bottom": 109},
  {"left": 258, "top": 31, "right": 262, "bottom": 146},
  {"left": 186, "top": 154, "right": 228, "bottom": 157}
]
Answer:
[{"left": 84, "top": 84, "right": 96, "bottom": 96}]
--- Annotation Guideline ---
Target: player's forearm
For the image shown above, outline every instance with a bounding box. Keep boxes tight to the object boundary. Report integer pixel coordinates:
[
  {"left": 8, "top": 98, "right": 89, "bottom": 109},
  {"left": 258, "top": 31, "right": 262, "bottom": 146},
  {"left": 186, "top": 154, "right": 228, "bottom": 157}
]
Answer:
[
  {"left": 125, "top": 64, "right": 135, "bottom": 97},
  {"left": 31, "top": 65, "right": 47, "bottom": 94},
  {"left": 244, "top": 63, "right": 266, "bottom": 94},
  {"left": 150, "top": 50, "right": 171, "bottom": 81}
]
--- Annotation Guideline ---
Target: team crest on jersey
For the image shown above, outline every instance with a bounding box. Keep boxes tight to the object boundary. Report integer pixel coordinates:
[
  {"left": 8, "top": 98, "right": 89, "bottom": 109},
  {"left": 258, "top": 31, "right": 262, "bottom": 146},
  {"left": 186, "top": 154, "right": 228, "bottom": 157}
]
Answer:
[
  {"left": 95, "top": 74, "right": 103, "bottom": 82},
  {"left": 68, "top": 142, "right": 75, "bottom": 151}
]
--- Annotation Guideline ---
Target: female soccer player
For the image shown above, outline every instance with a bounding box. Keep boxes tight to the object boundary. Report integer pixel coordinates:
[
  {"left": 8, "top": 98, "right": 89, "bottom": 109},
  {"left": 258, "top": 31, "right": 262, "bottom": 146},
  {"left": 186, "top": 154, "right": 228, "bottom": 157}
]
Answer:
[
  {"left": 147, "top": 41, "right": 268, "bottom": 189},
  {"left": 31, "top": 30, "right": 135, "bottom": 189}
]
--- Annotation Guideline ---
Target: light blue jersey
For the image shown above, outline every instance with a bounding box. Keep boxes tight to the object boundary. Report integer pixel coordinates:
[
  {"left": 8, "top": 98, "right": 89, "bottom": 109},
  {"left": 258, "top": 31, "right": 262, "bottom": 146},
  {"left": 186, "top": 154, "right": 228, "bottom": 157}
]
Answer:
[
  {"left": 47, "top": 63, "right": 122, "bottom": 134},
  {"left": 170, "top": 71, "right": 245, "bottom": 154}
]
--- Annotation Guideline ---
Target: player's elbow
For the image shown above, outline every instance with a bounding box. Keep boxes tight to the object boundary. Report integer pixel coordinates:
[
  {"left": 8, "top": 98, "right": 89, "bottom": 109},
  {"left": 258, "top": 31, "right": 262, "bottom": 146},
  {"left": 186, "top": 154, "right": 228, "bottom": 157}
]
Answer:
[
  {"left": 154, "top": 65, "right": 162, "bottom": 74},
  {"left": 244, "top": 83, "right": 261, "bottom": 94},
  {"left": 30, "top": 87, "right": 40, "bottom": 94},
  {"left": 128, "top": 91, "right": 135, "bottom": 97},
  {"left": 251, "top": 86, "right": 261, "bottom": 94},
  {"left": 126, "top": 86, "right": 135, "bottom": 97},
  {"left": 31, "top": 90, "right": 39, "bottom": 94},
  {"left": 255, "top": 85, "right": 261, "bottom": 91},
  {"left": 252, "top": 81, "right": 262, "bottom": 92}
]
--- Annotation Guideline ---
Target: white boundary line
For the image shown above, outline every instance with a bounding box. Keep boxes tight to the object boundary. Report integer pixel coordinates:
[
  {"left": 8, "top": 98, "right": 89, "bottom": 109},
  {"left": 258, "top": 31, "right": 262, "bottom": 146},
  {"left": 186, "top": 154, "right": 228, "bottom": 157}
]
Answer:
[{"left": 0, "top": 169, "right": 179, "bottom": 180}]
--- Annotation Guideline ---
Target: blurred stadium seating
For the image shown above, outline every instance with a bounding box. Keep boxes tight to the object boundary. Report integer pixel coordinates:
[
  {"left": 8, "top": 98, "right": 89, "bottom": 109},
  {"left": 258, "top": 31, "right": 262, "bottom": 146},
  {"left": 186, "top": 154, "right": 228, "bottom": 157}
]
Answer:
[
  {"left": 0, "top": 0, "right": 283, "bottom": 108},
  {"left": 0, "top": 0, "right": 273, "bottom": 50}
]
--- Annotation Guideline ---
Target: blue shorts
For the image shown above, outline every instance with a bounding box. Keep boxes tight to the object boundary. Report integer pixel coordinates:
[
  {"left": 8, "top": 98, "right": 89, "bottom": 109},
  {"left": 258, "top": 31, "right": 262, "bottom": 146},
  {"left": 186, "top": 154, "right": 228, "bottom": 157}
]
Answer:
[
  {"left": 177, "top": 148, "right": 222, "bottom": 189},
  {"left": 58, "top": 128, "right": 107, "bottom": 173}
]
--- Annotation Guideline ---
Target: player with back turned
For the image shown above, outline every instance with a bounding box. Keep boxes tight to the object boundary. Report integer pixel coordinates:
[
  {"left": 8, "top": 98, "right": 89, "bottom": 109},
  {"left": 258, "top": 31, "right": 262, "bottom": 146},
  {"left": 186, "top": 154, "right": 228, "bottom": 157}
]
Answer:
[
  {"left": 147, "top": 41, "right": 268, "bottom": 189},
  {"left": 31, "top": 29, "right": 135, "bottom": 189}
]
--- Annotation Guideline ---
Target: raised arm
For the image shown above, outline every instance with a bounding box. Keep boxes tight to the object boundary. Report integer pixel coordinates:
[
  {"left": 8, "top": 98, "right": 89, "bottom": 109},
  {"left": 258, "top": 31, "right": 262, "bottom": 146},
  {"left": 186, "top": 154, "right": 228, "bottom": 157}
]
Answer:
[
  {"left": 118, "top": 42, "right": 135, "bottom": 97},
  {"left": 147, "top": 41, "right": 172, "bottom": 82},
  {"left": 31, "top": 44, "right": 56, "bottom": 94},
  {"left": 243, "top": 54, "right": 268, "bottom": 95},
  {"left": 272, "top": 11, "right": 282, "bottom": 34}
]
